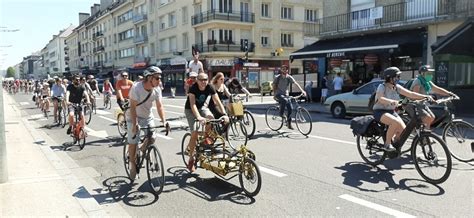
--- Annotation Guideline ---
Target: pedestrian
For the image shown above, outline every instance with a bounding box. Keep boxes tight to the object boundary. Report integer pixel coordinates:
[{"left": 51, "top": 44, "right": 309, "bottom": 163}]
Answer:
[
  {"left": 333, "top": 73, "right": 344, "bottom": 95},
  {"left": 304, "top": 80, "right": 313, "bottom": 102},
  {"left": 320, "top": 75, "right": 328, "bottom": 104}
]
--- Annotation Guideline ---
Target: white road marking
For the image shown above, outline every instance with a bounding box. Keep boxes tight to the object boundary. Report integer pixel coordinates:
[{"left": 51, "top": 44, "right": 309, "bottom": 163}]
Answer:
[
  {"left": 259, "top": 166, "right": 288, "bottom": 177},
  {"left": 165, "top": 110, "right": 184, "bottom": 115},
  {"left": 98, "top": 115, "right": 116, "bottom": 123},
  {"left": 95, "top": 110, "right": 112, "bottom": 115},
  {"left": 253, "top": 114, "right": 266, "bottom": 118},
  {"left": 155, "top": 134, "right": 172, "bottom": 140},
  {"left": 338, "top": 194, "right": 416, "bottom": 218},
  {"left": 20, "top": 102, "right": 30, "bottom": 105},
  {"left": 308, "top": 135, "right": 356, "bottom": 145},
  {"left": 165, "top": 104, "right": 183, "bottom": 109},
  {"left": 84, "top": 126, "right": 109, "bottom": 138},
  {"left": 30, "top": 114, "right": 45, "bottom": 119}
]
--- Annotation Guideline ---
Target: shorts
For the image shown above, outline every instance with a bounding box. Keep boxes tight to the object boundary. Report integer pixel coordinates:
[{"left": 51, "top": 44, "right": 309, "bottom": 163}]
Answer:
[
  {"left": 42, "top": 95, "right": 49, "bottom": 99},
  {"left": 417, "top": 102, "right": 435, "bottom": 118},
  {"left": 68, "top": 104, "right": 83, "bottom": 114},
  {"left": 52, "top": 96, "right": 63, "bottom": 102},
  {"left": 373, "top": 109, "right": 398, "bottom": 122},
  {"left": 321, "top": 88, "right": 328, "bottom": 97},
  {"left": 126, "top": 117, "right": 154, "bottom": 145},
  {"left": 185, "top": 108, "right": 213, "bottom": 132}
]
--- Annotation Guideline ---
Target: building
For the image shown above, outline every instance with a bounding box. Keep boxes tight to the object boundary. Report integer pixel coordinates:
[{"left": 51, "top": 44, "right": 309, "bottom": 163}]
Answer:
[
  {"left": 191, "top": 0, "right": 323, "bottom": 92},
  {"left": 290, "top": 0, "right": 473, "bottom": 113},
  {"left": 20, "top": 55, "right": 41, "bottom": 79},
  {"left": 40, "top": 25, "right": 76, "bottom": 78}
]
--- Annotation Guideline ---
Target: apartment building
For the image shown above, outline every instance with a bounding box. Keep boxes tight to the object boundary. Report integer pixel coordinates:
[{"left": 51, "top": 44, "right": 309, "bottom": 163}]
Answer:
[
  {"left": 191, "top": 0, "right": 323, "bottom": 92},
  {"left": 37, "top": 24, "right": 75, "bottom": 78},
  {"left": 65, "top": 29, "right": 80, "bottom": 75},
  {"left": 290, "top": 0, "right": 473, "bottom": 112}
]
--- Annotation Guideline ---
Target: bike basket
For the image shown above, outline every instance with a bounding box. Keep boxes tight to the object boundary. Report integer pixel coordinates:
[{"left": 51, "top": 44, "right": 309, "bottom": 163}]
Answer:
[
  {"left": 228, "top": 102, "right": 244, "bottom": 116},
  {"left": 350, "top": 115, "right": 375, "bottom": 137}
]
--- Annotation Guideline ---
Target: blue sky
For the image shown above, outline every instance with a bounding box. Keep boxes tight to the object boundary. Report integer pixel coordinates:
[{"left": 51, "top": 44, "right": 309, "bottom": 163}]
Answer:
[{"left": 0, "top": 0, "right": 98, "bottom": 70}]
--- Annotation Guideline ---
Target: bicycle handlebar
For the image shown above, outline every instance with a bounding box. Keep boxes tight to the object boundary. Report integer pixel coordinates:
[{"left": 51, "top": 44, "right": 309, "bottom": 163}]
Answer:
[{"left": 131, "top": 122, "right": 170, "bottom": 140}]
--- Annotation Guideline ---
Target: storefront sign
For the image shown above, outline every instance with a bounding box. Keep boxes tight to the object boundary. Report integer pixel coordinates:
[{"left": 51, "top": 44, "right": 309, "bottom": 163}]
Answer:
[
  {"left": 244, "top": 62, "right": 259, "bottom": 67},
  {"left": 326, "top": 52, "right": 345, "bottom": 58},
  {"left": 208, "top": 59, "right": 234, "bottom": 66},
  {"left": 170, "top": 56, "right": 187, "bottom": 66},
  {"left": 435, "top": 62, "right": 449, "bottom": 87},
  {"left": 370, "top": 6, "right": 383, "bottom": 20}
]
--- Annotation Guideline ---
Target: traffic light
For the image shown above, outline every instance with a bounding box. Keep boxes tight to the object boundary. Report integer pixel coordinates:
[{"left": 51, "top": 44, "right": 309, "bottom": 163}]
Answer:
[{"left": 243, "top": 39, "right": 249, "bottom": 52}]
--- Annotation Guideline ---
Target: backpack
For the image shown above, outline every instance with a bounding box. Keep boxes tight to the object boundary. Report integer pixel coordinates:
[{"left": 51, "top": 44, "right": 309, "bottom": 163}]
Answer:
[
  {"left": 368, "top": 84, "right": 384, "bottom": 112},
  {"left": 403, "top": 78, "right": 415, "bottom": 90}
]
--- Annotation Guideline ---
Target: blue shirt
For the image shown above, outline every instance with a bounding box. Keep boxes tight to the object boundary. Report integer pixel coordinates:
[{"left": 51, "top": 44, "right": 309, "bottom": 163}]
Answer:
[{"left": 51, "top": 84, "right": 65, "bottom": 97}]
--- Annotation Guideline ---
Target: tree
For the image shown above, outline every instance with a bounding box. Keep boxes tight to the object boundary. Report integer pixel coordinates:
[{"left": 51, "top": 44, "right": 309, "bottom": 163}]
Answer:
[{"left": 6, "top": 67, "right": 15, "bottom": 78}]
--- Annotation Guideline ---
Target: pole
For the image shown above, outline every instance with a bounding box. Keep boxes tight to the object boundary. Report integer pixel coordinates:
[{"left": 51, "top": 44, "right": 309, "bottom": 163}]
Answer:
[{"left": 0, "top": 86, "right": 8, "bottom": 183}]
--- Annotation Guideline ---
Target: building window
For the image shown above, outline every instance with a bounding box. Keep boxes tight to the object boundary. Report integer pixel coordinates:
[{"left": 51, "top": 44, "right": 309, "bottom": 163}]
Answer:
[
  {"left": 182, "top": 7, "right": 188, "bottom": 24},
  {"left": 150, "top": 21, "right": 154, "bottom": 34},
  {"left": 118, "top": 10, "right": 133, "bottom": 24},
  {"left": 211, "top": 0, "right": 233, "bottom": 13},
  {"left": 160, "top": 39, "right": 167, "bottom": 53},
  {"left": 305, "top": 9, "right": 318, "bottom": 22},
  {"left": 261, "top": 36, "right": 268, "bottom": 47},
  {"left": 281, "top": 6, "right": 293, "bottom": 20},
  {"left": 119, "top": 29, "right": 134, "bottom": 41},
  {"left": 119, "top": 47, "right": 134, "bottom": 58},
  {"left": 159, "top": 16, "right": 165, "bottom": 30},
  {"left": 215, "top": 29, "right": 233, "bottom": 44},
  {"left": 182, "top": 33, "right": 188, "bottom": 49},
  {"left": 169, "top": 36, "right": 177, "bottom": 52},
  {"left": 169, "top": 12, "right": 176, "bottom": 28},
  {"left": 150, "top": 43, "right": 155, "bottom": 56},
  {"left": 261, "top": 3, "right": 270, "bottom": 18},
  {"left": 281, "top": 33, "right": 293, "bottom": 47}
]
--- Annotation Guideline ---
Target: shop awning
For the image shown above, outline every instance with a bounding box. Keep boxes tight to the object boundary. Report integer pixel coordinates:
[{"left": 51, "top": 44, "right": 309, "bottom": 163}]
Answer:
[
  {"left": 431, "top": 18, "right": 474, "bottom": 56},
  {"left": 290, "top": 29, "right": 424, "bottom": 60}
]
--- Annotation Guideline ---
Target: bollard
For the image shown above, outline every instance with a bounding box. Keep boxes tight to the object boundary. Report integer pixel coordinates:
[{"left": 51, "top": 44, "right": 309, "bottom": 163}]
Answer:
[{"left": 0, "top": 88, "right": 8, "bottom": 183}]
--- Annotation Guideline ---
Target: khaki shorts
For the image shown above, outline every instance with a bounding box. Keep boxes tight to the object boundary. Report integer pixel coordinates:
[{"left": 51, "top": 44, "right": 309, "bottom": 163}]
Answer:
[{"left": 185, "top": 108, "right": 213, "bottom": 132}]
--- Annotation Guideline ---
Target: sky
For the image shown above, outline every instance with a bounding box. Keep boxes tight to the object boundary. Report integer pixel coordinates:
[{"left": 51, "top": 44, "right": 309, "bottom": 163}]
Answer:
[{"left": 0, "top": 0, "right": 99, "bottom": 70}]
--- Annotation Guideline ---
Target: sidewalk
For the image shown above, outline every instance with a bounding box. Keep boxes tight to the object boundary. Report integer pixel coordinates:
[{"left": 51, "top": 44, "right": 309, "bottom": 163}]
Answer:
[
  {"left": 242, "top": 94, "right": 328, "bottom": 114},
  {"left": 0, "top": 91, "right": 129, "bottom": 217}
]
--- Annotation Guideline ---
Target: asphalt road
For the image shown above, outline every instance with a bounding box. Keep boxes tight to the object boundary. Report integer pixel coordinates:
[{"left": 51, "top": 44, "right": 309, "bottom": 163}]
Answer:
[{"left": 10, "top": 92, "right": 474, "bottom": 217}]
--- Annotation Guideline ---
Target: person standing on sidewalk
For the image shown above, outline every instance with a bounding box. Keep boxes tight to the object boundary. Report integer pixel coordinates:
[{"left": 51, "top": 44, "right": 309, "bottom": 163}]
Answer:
[
  {"left": 305, "top": 80, "right": 313, "bottom": 103},
  {"left": 320, "top": 75, "right": 329, "bottom": 104},
  {"left": 127, "top": 66, "right": 168, "bottom": 180},
  {"left": 333, "top": 73, "right": 344, "bottom": 95},
  {"left": 272, "top": 65, "right": 306, "bottom": 129},
  {"left": 115, "top": 71, "right": 134, "bottom": 111}
]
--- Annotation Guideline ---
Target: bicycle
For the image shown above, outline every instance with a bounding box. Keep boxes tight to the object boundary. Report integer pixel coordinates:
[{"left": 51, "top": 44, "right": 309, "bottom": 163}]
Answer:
[
  {"left": 54, "top": 96, "right": 67, "bottom": 128},
  {"left": 230, "top": 94, "right": 256, "bottom": 139},
  {"left": 400, "top": 95, "right": 473, "bottom": 162},
  {"left": 41, "top": 96, "right": 50, "bottom": 119},
  {"left": 83, "top": 98, "right": 94, "bottom": 125},
  {"left": 123, "top": 124, "right": 170, "bottom": 194},
  {"left": 69, "top": 103, "right": 87, "bottom": 150},
  {"left": 103, "top": 92, "right": 112, "bottom": 109},
  {"left": 181, "top": 118, "right": 261, "bottom": 197},
  {"left": 116, "top": 100, "right": 130, "bottom": 138},
  {"left": 265, "top": 94, "right": 313, "bottom": 136},
  {"left": 355, "top": 98, "right": 452, "bottom": 184}
]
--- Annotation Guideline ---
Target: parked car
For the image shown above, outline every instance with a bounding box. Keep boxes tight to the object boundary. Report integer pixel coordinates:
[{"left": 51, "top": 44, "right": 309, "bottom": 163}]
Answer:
[
  {"left": 324, "top": 80, "right": 406, "bottom": 118},
  {"left": 261, "top": 81, "right": 273, "bottom": 96}
]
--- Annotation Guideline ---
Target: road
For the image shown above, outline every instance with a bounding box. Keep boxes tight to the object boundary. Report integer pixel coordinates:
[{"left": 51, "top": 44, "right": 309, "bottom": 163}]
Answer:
[{"left": 9, "top": 93, "right": 474, "bottom": 217}]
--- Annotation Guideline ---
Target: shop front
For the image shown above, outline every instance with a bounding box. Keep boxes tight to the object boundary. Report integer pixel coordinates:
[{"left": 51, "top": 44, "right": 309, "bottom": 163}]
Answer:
[
  {"left": 206, "top": 58, "right": 234, "bottom": 79},
  {"left": 290, "top": 29, "right": 425, "bottom": 101},
  {"left": 235, "top": 60, "right": 287, "bottom": 93}
]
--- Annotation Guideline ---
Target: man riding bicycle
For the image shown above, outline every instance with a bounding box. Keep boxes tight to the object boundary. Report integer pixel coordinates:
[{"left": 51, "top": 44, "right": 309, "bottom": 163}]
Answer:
[
  {"left": 409, "top": 65, "right": 457, "bottom": 129},
  {"left": 184, "top": 72, "right": 228, "bottom": 172},
  {"left": 66, "top": 75, "right": 90, "bottom": 135},
  {"left": 127, "top": 66, "right": 168, "bottom": 180},
  {"left": 116, "top": 70, "right": 134, "bottom": 111},
  {"left": 51, "top": 77, "right": 67, "bottom": 123},
  {"left": 87, "top": 75, "right": 100, "bottom": 95},
  {"left": 272, "top": 65, "right": 306, "bottom": 129}
]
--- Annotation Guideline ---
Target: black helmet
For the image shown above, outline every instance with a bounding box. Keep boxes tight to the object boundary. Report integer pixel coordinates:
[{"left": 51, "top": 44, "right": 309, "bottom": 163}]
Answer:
[
  {"left": 419, "top": 65, "right": 435, "bottom": 73},
  {"left": 383, "top": 67, "right": 402, "bottom": 79}
]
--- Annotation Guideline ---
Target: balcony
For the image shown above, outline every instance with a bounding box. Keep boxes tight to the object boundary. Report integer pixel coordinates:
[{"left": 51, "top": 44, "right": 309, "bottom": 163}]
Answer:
[
  {"left": 134, "top": 56, "right": 151, "bottom": 63},
  {"left": 191, "top": 10, "right": 255, "bottom": 26},
  {"left": 133, "top": 14, "right": 148, "bottom": 24},
  {"left": 92, "top": 31, "right": 104, "bottom": 40},
  {"left": 93, "top": 61, "right": 104, "bottom": 68},
  {"left": 319, "top": 0, "right": 474, "bottom": 36},
  {"left": 93, "top": 46, "right": 105, "bottom": 53},
  {"left": 303, "top": 21, "right": 321, "bottom": 37},
  {"left": 193, "top": 41, "right": 255, "bottom": 53},
  {"left": 133, "top": 35, "right": 148, "bottom": 44}
]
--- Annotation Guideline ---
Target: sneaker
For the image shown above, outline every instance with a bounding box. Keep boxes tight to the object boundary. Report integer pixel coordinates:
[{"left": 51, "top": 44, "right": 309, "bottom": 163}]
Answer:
[
  {"left": 66, "top": 126, "right": 72, "bottom": 135},
  {"left": 187, "top": 158, "right": 196, "bottom": 172},
  {"left": 287, "top": 122, "right": 294, "bottom": 130},
  {"left": 382, "top": 144, "right": 396, "bottom": 152}
]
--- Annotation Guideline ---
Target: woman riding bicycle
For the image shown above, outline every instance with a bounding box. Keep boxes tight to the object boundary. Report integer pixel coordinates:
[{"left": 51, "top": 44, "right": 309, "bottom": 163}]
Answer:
[
  {"left": 209, "top": 72, "right": 231, "bottom": 119},
  {"left": 102, "top": 78, "right": 115, "bottom": 106},
  {"left": 373, "top": 67, "right": 433, "bottom": 152}
]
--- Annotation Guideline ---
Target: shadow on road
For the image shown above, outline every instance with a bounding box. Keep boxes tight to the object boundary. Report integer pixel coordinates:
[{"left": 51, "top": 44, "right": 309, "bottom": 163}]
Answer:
[{"left": 99, "top": 176, "right": 159, "bottom": 207}]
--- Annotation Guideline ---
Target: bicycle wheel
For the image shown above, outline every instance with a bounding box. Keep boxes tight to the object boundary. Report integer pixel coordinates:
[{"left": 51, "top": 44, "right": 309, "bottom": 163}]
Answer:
[
  {"left": 295, "top": 107, "right": 312, "bottom": 136},
  {"left": 242, "top": 110, "right": 256, "bottom": 138},
  {"left": 123, "top": 142, "right": 131, "bottom": 178},
  {"left": 106, "top": 97, "right": 112, "bottom": 109},
  {"left": 117, "top": 113, "right": 127, "bottom": 137},
  {"left": 181, "top": 133, "right": 192, "bottom": 166},
  {"left": 265, "top": 106, "right": 283, "bottom": 131},
  {"left": 61, "top": 107, "right": 67, "bottom": 128},
  {"left": 239, "top": 158, "right": 262, "bottom": 197},
  {"left": 412, "top": 133, "right": 452, "bottom": 184},
  {"left": 226, "top": 120, "right": 248, "bottom": 150},
  {"left": 84, "top": 105, "right": 92, "bottom": 125},
  {"left": 442, "top": 120, "right": 474, "bottom": 162},
  {"left": 77, "top": 128, "right": 86, "bottom": 150},
  {"left": 146, "top": 145, "right": 165, "bottom": 195},
  {"left": 356, "top": 135, "right": 387, "bottom": 166}
]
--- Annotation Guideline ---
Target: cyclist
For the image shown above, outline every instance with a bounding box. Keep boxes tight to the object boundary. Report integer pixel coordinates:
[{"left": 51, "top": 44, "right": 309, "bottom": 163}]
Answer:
[
  {"left": 127, "top": 66, "right": 168, "bottom": 180},
  {"left": 272, "top": 65, "right": 306, "bottom": 129},
  {"left": 209, "top": 72, "right": 231, "bottom": 119},
  {"left": 66, "top": 75, "right": 90, "bottom": 135},
  {"left": 184, "top": 72, "right": 228, "bottom": 172},
  {"left": 102, "top": 78, "right": 115, "bottom": 107},
  {"left": 227, "top": 77, "right": 251, "bottom": 97},
  {"left": 41, "top": 82, "right": 51, "bottom": 113},
  {"left": 409, "top": 65, "right": 456, "bottom": 129},
  {"left": 80, "top": 76, "right": 94, "bottom": 107},
  {"left": 373, "top": 67, "right": 433, "bottom": 152},
  {"left": 116, "top": 71, "right": 134, "bottom": 111},
  {"left": 33, "top": 80, "right": 42, "bottom": 105},
  {"left": 184, "top": 71, "right": 198, "bottom": 95},
  {"left": 87, "top": 75, "right": 100, "bottom": 95},
  {"left": 51, "top": 77, "right": 67, "bottom": 123}
]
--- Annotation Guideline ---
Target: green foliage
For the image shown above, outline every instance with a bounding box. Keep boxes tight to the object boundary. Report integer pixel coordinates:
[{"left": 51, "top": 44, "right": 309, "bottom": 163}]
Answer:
[{"left": 6, "top": 67, "right": 15, "bottom": 78}]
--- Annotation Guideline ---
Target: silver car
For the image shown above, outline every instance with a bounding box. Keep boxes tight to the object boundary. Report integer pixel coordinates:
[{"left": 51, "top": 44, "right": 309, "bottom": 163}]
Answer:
[{"left": 324, "top": 80, "right": 405, "bottom": 118}]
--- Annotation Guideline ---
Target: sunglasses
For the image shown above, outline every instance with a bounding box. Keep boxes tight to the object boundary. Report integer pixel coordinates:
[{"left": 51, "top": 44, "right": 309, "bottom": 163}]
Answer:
[
  {"left": 153, "top": 75, "right": 161, "bottom": 80},
  {"left": 198, "top": 78, "right": 208, "bottom": 81},
  {"left": 122, "top": 75, "right": 128, "bottom": 77}
]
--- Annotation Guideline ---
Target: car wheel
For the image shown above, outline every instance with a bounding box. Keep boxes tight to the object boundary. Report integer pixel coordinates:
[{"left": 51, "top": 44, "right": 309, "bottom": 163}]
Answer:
[{"left": 331, "top": 102, "right": 346, "bottom": 118}]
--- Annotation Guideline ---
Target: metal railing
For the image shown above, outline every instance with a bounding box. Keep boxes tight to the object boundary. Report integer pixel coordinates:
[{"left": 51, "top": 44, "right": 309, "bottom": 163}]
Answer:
[
  {"left": 192, "top": 10, "right": 255, "bottom": 25},
  {"left": 303, "top": 21, "right": 321, "bottom": 36},
  {"left": 193, "top": 41, "right": 255, "bottom": 53},
  {"left": 134, "top": 56, "right": 150, "bottom": 63},
  {"left": 133, "top": 35, "right": 148, "bottom": 44},
  {"left": 320, "top": 0, "right": 474, "bottom": 35},
  {"left": 133, "top": 14, "right": 148, "bottom": 24}
]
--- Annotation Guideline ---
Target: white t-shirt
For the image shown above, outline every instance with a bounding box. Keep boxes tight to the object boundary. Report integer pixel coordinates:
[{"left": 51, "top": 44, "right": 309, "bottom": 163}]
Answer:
[
  {"left": 127, "top": 82, "right": 163, "bottom": 119},
  {"left": 333, "top": 76, "right": 343, "bottom": 91},
  {"left": 188, "top": 60, "right": 203, "bottom": 74}
]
